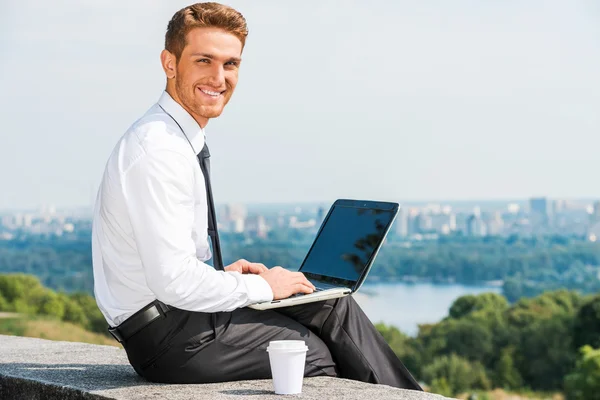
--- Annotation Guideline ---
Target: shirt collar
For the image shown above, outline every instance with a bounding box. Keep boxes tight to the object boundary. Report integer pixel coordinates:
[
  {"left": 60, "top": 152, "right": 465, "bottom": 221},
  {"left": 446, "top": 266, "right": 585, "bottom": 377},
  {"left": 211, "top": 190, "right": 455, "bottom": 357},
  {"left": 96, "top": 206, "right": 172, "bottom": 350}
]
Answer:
[{"left": 157, "top": 91, "right": 205, "bottom": 155}]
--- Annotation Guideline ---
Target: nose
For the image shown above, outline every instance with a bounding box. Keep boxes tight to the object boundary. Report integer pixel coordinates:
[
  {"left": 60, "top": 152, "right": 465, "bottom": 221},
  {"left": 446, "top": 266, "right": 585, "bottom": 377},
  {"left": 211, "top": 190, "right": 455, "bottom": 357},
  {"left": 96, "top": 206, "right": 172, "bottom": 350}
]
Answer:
[{"left": 207, "top": 63, "right": 225, "bottom": 87}]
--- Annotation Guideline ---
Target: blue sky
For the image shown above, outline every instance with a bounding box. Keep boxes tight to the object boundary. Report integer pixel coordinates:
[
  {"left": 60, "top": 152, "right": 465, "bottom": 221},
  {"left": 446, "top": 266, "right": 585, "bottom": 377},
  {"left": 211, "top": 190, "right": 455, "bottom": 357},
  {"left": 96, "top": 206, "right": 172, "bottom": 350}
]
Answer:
[{"left": 1, "top": 0, "right": 599, "bottom": 210}]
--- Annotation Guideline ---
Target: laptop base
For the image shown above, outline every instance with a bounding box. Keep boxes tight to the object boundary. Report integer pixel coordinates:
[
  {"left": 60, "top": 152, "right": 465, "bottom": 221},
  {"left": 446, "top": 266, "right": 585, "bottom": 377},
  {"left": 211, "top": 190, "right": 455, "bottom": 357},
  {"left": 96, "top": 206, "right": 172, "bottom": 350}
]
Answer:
[{"left": 248, "top": 288, "right": 352, "bottom": 310}]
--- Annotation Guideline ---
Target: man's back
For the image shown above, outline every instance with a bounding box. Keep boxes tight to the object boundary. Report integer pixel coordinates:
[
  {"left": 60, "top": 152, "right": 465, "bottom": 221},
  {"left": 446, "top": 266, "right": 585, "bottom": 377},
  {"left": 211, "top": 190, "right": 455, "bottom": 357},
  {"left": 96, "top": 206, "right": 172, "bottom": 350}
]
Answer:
[{"left": 92, "top": 95, "right": 210, "bottom": 326}]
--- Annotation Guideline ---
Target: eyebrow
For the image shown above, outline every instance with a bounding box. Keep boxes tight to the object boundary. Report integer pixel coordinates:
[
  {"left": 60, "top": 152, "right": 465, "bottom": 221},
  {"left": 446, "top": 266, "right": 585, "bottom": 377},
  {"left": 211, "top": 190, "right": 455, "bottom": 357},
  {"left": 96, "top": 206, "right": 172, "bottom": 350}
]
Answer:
[{"left": 190, "top": 53, "right": 242, "bottom": 63}]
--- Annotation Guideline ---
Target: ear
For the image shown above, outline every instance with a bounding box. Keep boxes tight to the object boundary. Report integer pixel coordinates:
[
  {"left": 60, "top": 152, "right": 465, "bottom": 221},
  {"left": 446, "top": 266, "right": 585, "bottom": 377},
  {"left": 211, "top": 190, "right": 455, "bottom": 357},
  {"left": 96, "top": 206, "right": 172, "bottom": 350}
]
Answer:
[{"left": 160, "top": 49, "right": 177, "bottom": 80}]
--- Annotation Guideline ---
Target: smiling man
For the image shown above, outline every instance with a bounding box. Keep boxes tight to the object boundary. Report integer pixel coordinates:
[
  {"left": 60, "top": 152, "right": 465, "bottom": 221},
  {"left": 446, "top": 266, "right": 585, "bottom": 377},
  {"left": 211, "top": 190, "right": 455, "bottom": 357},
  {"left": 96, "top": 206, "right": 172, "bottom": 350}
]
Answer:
[{"left": 91, "top": 2, "right": 421, "bottom": 389}]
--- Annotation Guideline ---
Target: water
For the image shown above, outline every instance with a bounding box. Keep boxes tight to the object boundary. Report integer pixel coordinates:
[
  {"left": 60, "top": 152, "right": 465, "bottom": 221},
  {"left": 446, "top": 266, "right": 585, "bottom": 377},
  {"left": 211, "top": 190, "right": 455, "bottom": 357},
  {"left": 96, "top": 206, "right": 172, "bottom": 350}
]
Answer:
[{"left": 353, "top": 282, "right": 502, "bottom": 337}]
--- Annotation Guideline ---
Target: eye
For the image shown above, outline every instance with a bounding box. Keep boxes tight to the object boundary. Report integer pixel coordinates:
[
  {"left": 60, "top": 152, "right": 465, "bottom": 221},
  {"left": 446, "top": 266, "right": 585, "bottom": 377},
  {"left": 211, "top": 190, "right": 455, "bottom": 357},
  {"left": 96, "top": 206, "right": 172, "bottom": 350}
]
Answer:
[
  {"left": 225, "top": 61, "right": 239, "bottom": 68},
  {"left": 196, "top": 58, "right": 210, "bottom": 63}
]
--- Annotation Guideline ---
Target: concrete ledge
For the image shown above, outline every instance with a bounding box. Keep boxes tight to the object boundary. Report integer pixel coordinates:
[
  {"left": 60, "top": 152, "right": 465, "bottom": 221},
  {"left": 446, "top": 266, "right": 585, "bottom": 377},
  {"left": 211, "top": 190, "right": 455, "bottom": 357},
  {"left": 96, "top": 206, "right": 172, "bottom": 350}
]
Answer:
[{"left": 0, "top": 334, "right": 453, "bottom": 399}]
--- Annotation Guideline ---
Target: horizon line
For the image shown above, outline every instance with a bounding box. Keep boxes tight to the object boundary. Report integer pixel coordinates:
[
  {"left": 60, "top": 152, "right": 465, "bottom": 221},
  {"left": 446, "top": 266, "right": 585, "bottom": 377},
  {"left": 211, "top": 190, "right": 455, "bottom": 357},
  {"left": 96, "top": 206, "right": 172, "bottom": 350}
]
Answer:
[{"left": 1, "top": 196, "right": 599, "bottom": 213}]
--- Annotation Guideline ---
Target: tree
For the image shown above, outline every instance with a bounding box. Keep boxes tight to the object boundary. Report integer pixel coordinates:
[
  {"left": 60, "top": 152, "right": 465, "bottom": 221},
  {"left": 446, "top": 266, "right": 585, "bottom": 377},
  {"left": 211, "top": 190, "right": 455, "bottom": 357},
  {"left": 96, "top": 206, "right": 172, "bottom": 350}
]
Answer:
[
  {"left": 61, "top": 295, "right": 88, "bottom": 326},
  {"left": 573, "top": 294, "right": 600, "bottom": 350},
  {"left": 506, "top": 289, "right": 583, "bottom": 329},
  {"left": 375, "top": 323, "right": 423, "bottom": 378},
  {"left": 422, "top": 354, "right": 490, "bottom": 396},
  {"left": 449, "top": 293, "right": 508, "bottom": 320},
  {"left": 69, "top": 292, "right": 107, "bottom": 334},
  {"left": 444, "top": 319, "right": 494, "bottom": 365},
  {"left": 0, "top": 273, "right": 45, "bottom": 304},
  {"left": 429, "top": 377, "right": 452, "bottom": 397},
  {"left": 37, "top": 291, "right": 66, "bottom": 319},
  {"left": 0, "top": 292, "right": 8, "bottom": 311},
  {"left": 493, "top": 346, "right": 522, "bottom": 389},
  {"left": 516, "top": 314, "right": 577, "bottom": 390},
  {"left": 564, "top": 346, "right": 600, "bottom": 400}
]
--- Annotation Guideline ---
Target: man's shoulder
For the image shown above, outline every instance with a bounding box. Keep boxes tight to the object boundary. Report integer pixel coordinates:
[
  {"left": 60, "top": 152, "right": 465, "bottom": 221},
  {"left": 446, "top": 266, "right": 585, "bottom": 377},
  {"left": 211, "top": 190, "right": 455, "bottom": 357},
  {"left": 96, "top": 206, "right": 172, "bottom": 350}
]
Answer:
[
  {"left": 122, "top": 105, "right": 195, "bottom": 158},
  {"left": 110, "top": 104, "right": 196, "bottom": 174}
]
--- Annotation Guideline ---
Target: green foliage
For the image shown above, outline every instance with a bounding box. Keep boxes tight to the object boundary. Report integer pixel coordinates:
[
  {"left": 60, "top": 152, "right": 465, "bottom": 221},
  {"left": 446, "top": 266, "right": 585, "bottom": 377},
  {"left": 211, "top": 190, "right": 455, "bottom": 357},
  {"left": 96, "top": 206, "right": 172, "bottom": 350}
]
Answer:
[
  {"left": 505, "top": 289, "right": 582, "bottom": 329},
  {"left": 444, "top": 319, "right": 494, "bottom": 364},
  {"left": 449, "top": 293, "right": 508, "bottom": 319},
  {"left": 0, "top": 316, "right": 26, "bottom": 336},
  {"left": 68, "top": 292, "right": 107, "bottom": 335},
  {"left": 0, "top": 274, "right": 108, "bottom": 337},
  {"left": 412, "top": 290, "right": 588, "bottom": 395},
  {"left": 564, "top": 346, "right": 600, "bottom": 400},
  {"left": 0, "top": 274, "right": 46, "bottom": 305},
  {"left": 2, "top": 230, "right": 600, "bottom": 397},
  {"left": 510, "top": 297, "right": 579, "bottom": 390},
  {"left": 0, "top": 292, "right": 8, "bottom": 311},
  {"left": 0, "top": 237, "right": 93, "bottom": 293},
  {"left": 423, "top": 354, "right": 490, "bottom": 396},
  {"left": 4, "top": 234, "right": 600, "bottom": 298},
  {"left": 375, "top": 323, "right": 423, "bottom": 377},
  {"left": 37, "top": 291, "right": 66, "bottom": 319},
  {"left": 61, "top": 295, "right": 88, "bottom": 326},
  {"left": 573, "top": 294, "right": 600, "bottom": 350},
  {"left": 429, "top": 376, "right": 453, "bottom": 397},
  {"left": 493, "top": 346, "right": 522, "bottom": 389}
]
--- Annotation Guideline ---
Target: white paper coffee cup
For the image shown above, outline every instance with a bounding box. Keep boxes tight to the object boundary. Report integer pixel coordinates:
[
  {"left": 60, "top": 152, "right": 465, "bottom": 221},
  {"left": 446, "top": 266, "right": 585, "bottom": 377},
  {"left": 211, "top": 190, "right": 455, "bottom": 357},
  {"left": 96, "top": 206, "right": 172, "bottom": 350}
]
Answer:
[{"left": 266, "top": 340, "right": 308, "bottom": 395}]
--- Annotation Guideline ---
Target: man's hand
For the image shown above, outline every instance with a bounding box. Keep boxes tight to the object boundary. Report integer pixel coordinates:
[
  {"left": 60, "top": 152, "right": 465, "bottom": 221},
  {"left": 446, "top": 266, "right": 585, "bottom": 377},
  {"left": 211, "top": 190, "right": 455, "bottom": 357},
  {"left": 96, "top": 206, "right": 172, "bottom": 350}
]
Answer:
[
  {"left": 259, "top": 267, "right": 316, "bottom": 300},
  {"left": 224, "top": 259, "right": 269, "bottom": 275}
]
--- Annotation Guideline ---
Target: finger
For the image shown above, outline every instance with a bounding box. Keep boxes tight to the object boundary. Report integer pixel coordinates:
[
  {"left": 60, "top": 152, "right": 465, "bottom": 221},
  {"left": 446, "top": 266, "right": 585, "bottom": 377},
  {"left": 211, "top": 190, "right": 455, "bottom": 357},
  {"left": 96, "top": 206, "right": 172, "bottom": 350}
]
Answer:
[
  {"left": 294, "top": 283, "right": 314, "bottom": 294},
  {"left": 255, "top": 263, "right": 268, "bottom": 273},
  {"left": 248, "top": 263, "right": 268, "bottom": 274},
  {"left": 224, "top": 265, "right": 243, "bottom": 274},
  {"left": 293, "top": 273, "right": 316, "bottom": 289}
]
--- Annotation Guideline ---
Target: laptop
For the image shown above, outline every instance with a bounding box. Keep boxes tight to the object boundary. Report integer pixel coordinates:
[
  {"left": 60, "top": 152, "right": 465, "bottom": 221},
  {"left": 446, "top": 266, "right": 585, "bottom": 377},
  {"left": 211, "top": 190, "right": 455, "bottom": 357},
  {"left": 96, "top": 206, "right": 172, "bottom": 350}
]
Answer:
[{"left": 248, "top": 199, "right": 399, "bottom": 310}]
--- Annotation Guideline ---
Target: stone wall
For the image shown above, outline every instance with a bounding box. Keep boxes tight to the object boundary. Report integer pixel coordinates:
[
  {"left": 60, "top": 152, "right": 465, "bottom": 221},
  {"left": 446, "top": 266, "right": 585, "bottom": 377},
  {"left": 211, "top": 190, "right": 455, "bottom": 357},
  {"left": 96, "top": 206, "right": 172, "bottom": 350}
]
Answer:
[{"left": 0, "top": 335, "right": 454, "bottom": 399}]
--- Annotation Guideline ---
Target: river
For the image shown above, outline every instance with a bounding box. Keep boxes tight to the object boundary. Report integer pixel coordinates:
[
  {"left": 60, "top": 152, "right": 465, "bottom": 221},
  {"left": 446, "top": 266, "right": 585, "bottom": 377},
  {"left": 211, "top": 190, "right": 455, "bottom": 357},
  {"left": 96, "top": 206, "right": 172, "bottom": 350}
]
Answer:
[{"left": 353, "top": 282, "right": 502, "bottom": 336}]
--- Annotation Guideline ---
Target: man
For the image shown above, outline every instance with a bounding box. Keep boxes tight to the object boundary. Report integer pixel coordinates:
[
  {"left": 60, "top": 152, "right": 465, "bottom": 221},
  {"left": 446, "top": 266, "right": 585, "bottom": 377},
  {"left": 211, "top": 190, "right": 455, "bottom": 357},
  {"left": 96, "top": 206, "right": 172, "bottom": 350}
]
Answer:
[{"left": 92, "top": 2, "right": 421, "bottom": 390}]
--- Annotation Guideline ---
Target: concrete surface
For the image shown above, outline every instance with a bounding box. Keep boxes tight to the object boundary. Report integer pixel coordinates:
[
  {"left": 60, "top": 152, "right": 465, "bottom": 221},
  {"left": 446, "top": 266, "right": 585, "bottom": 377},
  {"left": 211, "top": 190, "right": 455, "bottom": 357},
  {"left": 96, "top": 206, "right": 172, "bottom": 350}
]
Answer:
[{"left": 0, "top": 334, "right": 455, "bottom": 399}]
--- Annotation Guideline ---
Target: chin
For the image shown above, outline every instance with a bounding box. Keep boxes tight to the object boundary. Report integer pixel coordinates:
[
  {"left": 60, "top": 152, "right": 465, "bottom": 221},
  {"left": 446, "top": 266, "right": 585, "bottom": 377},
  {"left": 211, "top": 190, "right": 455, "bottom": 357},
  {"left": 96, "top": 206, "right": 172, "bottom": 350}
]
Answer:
[{"left": 197, "top": 107, "right": 224, "bottom": 119}]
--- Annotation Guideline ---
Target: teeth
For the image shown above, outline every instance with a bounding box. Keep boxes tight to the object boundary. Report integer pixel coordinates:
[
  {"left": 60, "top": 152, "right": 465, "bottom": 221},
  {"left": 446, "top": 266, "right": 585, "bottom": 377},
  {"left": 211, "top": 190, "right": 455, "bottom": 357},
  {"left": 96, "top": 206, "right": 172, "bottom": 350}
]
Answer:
[{"left": 200, "top": 88, "right": 220, "bottom": 96}]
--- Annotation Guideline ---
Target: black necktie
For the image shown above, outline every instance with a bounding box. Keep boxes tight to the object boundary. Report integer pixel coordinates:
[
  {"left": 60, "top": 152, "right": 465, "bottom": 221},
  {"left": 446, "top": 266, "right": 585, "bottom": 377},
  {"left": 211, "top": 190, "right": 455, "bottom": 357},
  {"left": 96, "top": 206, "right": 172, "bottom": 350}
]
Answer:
[
  {"left": 198, "top": 143, "right": 224, "bottom": 271},
  {"left": 157, "top": 104, "right": 224, "bottom": 271}
]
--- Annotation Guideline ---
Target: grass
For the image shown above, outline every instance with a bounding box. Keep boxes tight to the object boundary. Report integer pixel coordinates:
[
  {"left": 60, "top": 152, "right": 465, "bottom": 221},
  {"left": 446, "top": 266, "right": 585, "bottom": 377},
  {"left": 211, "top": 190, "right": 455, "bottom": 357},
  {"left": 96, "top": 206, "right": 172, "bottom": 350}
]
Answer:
[{"left": 0, "top": 314, "right": 120, "bottom": 347}]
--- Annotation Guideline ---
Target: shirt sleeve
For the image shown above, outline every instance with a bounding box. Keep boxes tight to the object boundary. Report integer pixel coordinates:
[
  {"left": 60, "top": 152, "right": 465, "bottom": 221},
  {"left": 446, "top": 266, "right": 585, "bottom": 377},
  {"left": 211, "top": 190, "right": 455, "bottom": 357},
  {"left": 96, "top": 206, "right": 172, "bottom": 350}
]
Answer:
[{"left": 123, "top": 148, "right": 273, "bottom": 312}]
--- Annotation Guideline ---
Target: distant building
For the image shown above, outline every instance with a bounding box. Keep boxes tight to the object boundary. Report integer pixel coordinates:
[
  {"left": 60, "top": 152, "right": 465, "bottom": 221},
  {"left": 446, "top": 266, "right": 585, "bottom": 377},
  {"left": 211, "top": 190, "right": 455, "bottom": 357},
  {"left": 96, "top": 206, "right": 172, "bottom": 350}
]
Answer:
[
  {"left": 530, "top": 197, "right": 549, "bottom": 228},
  {"left": 316, "top": 206, "right": 326, "bottom": 226},
  {"left": 466, "top": 207, "right": 487, "bottom": 237},
  {"left": 246, "top": 215, "right": 268, "bottom": 238},
  {"left": 221, "top": 203, "right": 247, "bottom": 233},
  {"left": 407, "top": 209, "right": 420, "bottom": 235},
  {"left": 448, "top": 213, "right": 457, "bottom": 232},
  {"left": 395, "top": 207, "right": 409, "bottom": 237},
  {"left": 486, "top": 211, "right": 505, "bottom": 236},
  {"left": 590, "top": 201, "right": 600, "bottom": 223}
]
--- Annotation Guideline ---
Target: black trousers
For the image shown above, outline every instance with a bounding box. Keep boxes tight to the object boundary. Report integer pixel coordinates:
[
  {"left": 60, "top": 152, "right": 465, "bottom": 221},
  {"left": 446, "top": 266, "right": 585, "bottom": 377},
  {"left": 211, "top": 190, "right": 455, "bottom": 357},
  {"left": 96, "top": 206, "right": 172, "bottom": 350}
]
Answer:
[{"left": 122, "top": 296, "right": 422, "bottom": 390}]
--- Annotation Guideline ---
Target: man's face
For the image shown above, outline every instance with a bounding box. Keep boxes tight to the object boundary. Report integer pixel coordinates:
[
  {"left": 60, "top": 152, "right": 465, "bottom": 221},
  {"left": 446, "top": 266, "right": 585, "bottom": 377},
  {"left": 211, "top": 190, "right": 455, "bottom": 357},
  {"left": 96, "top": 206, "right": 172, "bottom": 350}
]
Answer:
[{"left": 167, "top": 27, "right": 242, "bottom": 127}]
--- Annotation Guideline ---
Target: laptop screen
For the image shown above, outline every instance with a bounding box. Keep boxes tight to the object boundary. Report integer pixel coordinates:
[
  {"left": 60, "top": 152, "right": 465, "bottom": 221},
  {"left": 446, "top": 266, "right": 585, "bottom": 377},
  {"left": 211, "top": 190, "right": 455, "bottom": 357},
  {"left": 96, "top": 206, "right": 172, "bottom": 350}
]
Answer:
[{"left": 299, "top": 205, "right": 395, "bottom": 283}]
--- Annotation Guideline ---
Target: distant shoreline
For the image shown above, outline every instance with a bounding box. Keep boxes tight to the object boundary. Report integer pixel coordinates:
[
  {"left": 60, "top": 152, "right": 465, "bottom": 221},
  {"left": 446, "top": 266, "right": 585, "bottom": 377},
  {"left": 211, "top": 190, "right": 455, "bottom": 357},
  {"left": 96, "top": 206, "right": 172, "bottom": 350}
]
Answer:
[{"left": 365, "top": 276, "right": 504, "bottom": 288}]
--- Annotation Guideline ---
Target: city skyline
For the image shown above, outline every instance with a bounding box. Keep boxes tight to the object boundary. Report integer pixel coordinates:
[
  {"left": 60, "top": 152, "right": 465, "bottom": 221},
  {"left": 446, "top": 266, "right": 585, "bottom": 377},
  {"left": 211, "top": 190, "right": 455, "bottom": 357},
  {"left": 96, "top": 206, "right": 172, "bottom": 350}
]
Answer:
[
  {"left": 1, "top": 195, "right": 599, "bottom": 214},
  {"left": 2, "top": 195, "right": 599, "bottom": 243},
  {"left": 1, "top": 0, "right": 599, "bottom": 209}
]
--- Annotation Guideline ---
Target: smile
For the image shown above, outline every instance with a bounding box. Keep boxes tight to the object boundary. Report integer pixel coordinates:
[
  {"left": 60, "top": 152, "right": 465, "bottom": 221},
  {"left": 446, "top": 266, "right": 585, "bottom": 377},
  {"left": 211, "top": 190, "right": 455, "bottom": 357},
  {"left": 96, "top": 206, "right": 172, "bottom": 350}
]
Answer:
[{"left": 199, "top": 87, "right": 224, "bottom": 98}]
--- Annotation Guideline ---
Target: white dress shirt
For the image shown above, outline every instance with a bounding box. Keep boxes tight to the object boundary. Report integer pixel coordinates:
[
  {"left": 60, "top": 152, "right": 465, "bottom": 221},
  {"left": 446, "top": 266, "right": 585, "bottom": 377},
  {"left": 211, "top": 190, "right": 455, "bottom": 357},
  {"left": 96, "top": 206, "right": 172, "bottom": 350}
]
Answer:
[{"left": 92, "top": 91, "right": 273, "bottom": 327}]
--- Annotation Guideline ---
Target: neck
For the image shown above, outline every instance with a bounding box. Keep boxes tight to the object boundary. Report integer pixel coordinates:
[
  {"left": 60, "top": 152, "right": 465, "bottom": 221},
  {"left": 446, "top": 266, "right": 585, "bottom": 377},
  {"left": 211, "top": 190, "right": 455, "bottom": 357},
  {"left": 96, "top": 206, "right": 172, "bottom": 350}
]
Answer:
[{"left": 165, "top": 85, "right": 208, "bottom": 129}]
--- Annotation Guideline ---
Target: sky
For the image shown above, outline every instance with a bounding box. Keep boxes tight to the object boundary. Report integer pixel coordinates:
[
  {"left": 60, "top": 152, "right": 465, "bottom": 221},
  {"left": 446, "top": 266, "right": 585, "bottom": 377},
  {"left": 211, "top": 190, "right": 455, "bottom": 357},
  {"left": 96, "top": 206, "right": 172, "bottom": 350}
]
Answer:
[{"left": 1, "top": 0, "right": 599, "bottom": 210}]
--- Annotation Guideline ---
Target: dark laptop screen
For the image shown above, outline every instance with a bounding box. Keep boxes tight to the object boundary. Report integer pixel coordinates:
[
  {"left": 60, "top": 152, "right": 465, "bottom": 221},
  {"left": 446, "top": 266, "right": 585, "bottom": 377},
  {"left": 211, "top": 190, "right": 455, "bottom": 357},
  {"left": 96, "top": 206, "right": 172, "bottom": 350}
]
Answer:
[{"left": 299, "top": 205, "right": 395, "bottom": 282}]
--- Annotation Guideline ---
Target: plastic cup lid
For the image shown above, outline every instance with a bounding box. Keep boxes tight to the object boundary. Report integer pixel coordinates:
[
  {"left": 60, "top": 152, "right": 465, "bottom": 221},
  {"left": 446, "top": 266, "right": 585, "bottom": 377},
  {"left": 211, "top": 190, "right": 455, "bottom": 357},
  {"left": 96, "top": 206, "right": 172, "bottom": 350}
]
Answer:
[{"left": 267, "top": 340, "right": 308, "bottom": 351}]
